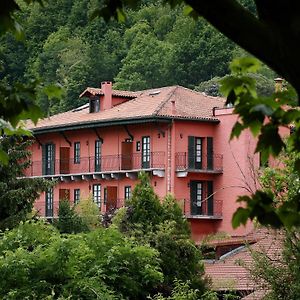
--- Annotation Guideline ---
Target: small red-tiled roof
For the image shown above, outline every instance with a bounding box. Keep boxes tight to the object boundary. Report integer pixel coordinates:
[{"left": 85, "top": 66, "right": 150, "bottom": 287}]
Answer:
[
  {"left": 26, "top": 85, "right": 225, "bottom": 132},
  {"left": 79, "top": 87, "right": 139, "bottom": 98},
  {"left": 205, "top": 229, "right": 283, "bottom": 295}
]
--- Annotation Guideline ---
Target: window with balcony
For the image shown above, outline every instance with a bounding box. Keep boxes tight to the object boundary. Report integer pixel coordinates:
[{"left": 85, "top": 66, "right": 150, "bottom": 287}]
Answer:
[
  {"left": 95, "top": 140, "right": 102, "bottom": 172},
  {"left": 142, "top": 136, "right": 150, "bottom": 168},
  {"left": 93, "top": 184, "right": 101, "bottom": 207},
  {"left": 190, "top": 180, "right": 213, "bottom": 216},
  {"left": 42, "top": 143, "right": 55, "bottom": 175},
  {"left": 74, "top": 142, "right": 80, "bottom": 164},
  {"left": 188, "top": 136, "right": 202, "bottom": 169},
  {"left": 45, "top": 188, "right": 54, "bottom": 217}
]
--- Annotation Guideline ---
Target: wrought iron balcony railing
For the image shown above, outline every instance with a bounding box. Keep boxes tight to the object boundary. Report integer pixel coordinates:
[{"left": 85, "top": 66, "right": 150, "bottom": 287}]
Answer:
[
  {"left": 175, "top": 152, "right": 223, "bottom": 172},
  {"left": 24, "top": 152, "right": 165, "bottom": 177},
  {"left": 178, "top": 198, "right": 222, "bottom": 219}
]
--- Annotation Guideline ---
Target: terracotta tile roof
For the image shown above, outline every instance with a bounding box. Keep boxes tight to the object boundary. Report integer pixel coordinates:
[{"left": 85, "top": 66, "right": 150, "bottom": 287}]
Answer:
[
  {"left": 79, "top": 87, "right": 139, "bottom": 98},
  {"left": 26, "top": 86, "right": 225, "bottom": 132},
  {"left": 204, "top": 229, "right": 283, "bottom": 295}
]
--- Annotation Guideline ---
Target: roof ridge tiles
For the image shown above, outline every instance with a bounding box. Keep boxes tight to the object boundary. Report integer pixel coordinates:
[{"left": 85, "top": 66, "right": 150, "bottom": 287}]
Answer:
[{"left": 152, "top": 86, "right": 178, "bottom": 116}]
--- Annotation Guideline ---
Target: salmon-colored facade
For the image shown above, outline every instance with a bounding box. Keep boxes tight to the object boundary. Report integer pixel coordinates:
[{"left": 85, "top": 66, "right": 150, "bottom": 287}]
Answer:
[{"left": 25, "top": 82, "right": 265, "bottom": 241}]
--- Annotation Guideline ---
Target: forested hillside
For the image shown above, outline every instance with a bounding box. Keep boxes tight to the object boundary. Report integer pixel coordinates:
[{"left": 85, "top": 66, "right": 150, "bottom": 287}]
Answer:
[{"left": 0, "top": 0, "right": 275, "bottom": 115}]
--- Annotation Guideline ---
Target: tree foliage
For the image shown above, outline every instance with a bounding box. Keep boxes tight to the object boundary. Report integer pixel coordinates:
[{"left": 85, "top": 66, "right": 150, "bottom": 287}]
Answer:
[
  {"left": 113, "top": 172, "right": 207, "bottom": 295},
  {"left": 0, "top": 136, "right": 51, "bottom": 230},
  {"left": 0, "top": 221, "right": 163, "bottom": 299},
  {"left": 55, "top": 199, "right": 89, "bottom": 234}
]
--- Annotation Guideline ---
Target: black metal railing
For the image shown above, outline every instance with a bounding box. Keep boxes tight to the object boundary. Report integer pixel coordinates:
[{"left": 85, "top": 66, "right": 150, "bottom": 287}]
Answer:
[
  {"left": 178, "top": 198, "right": 223, "bottom": 218},
  {"left": 175, "top": 152, "right": 223, "bottom": 172},
  {"left": 24, "top": 152, "right": 165, "bottom": 177}
]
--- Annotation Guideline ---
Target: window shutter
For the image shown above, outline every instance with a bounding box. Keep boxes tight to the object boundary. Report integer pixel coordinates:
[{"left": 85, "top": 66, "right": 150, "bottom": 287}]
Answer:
[
  {"left": 51, "top": 144, "right": 56, "bottom": 175},
  {"left": 42, "top": 144, "right": 46, "bottom": 175},
  {"left": 188, "top": 136, "right": 195, "bottom": 169},
  {"left": 190, "top": 181, "right": 197, "bottom": 215},
  {"left": 207, "top": 181, "right": 214, "bottom": 216},
  {"left": 207, "top": 137, "right": 213, "bottom": 170}
]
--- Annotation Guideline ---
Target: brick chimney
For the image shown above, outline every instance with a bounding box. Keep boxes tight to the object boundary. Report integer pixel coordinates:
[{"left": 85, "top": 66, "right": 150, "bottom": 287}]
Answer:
[{"left": 101, "top": 81, "right": 113, "bottom": 110}]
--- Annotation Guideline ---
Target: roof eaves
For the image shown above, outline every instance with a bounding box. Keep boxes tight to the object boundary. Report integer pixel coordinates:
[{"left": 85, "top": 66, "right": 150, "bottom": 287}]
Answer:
[{"left": 32, "top": 116, "right": 171, "bottom": 135}]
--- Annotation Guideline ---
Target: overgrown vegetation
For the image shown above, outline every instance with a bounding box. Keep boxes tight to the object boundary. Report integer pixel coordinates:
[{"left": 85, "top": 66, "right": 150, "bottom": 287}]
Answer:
[
  {"left": 0, "top": 136, "right": 51, "bottom": 230},
  {"left": 0, "top": 172, "right": 209, "bottom": 299}
]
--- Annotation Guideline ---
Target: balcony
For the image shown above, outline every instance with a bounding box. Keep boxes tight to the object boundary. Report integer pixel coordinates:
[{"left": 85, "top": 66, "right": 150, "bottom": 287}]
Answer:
[
  {"left": 175, "top": 152, "right": 223, "bottom": 176},
  {"left": 24, "top": 152, "right": 165, "bottom": 180},
  {"left": 179, "top": 198, "right": 223, "bottom": 219}
]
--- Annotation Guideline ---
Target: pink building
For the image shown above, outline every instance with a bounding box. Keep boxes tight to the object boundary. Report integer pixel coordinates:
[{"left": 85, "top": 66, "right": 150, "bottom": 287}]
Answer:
[{"left": 25, "top": 82, "right": 259, "bottom": 241}]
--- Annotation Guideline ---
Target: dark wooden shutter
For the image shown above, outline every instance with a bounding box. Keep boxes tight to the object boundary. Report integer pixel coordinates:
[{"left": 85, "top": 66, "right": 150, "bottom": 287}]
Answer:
[
  {"left": 207, "top": 181, "right": 214, "bottom": 216},
  {"left": 51, "top": 144, "right": 56, "bottom": 175},
  {"left": 188, "top": 136, "right": 195, "bottom": 169},
  {"left": 42, "top": 144, "right": 46, "bottom": 175},
  {"left": 190, "top": 181, "right": 197, "bottom": 215},
  {"left": 207, "top": 137, "right": 213, "bottom": 170}
]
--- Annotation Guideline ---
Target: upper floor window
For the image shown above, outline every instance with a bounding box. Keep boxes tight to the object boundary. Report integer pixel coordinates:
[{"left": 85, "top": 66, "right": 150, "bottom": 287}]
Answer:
[
  {"left": 95, "top": 140, "right": 102, "bottom": 172},
  {"left": 142, "top": 136, "right": 150, "bottom": 169},
  {"left": 89, "top": 97, "right": 100, "bottom": 113},
  {"left": 93, "top": 184, "right": 101, "bottom": 207},
  {"left": 74, "top": 142, "right": 80, "bottom": 164},
  {"left": 188, "top": 136, "right": 202, "bottom": 169},
  {"left": 43, "top": 143, "right": 55, "bottom": 175}
]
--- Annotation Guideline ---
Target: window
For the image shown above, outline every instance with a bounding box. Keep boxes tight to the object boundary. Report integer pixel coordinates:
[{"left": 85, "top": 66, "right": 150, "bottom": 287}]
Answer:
[
  {"left": 74, "top": 189, "right": 80, "bottom": 204},
  {"left": 89, "top": 97, "right": 100, "bottom": 113},
  {"left": 93, "top": 184, "right": 101, "bottom": 207},
  {"left": 95, "top": 140, "right": 102, "bottom": 172},
  {"left": 43, "top": 143, "right": 55, "bottom": 175},
  {"left": 142, "top": 136, "right": 150, "bottom": 168},
  {"left": 188, "top": 136, "right": 202, "bottom": 169},
  {"left": 45, "top": 188, "right": 54, "bottom": 217},
  {"left": 74, "top": 142, "right": 80, "bottom": 164},
  {"left": 124, "top": 186, "right": 131, "bottom": 200},
  {"left": 136, "top": 141, "right": 140, "bottom": 151},
  {"left": 196, "top": 183, "right": 202, "bottom": 207}
]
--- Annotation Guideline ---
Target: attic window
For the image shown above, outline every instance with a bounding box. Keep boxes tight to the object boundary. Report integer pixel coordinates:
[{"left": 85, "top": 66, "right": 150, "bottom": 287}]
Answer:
[
  {"left": 149, "top": 91, "right": 160, "bottom": 96},
  {"left": 89, "top": 97, "right": 100, "bottom": 113}
]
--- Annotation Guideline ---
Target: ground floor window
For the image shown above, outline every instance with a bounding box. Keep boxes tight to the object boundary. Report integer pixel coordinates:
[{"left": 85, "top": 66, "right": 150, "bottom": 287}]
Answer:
[
  {"left": 93, "top": 184, "right": 101, "bottom": 207},
  {"left": 74, "top": 189, "right": 80, "bottom": 204},
  {"left": 124, "top": 186, "right": 131, "bottom": 200},
  {"left": 45, "top": 188, "right": 54, "bottom": 217}
]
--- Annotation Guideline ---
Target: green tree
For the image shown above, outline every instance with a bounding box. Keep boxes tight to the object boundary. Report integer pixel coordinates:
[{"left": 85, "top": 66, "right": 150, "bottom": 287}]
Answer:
[
  {"left": 245, "top": 147, "right": 300, "bottom": 299},
  {"left": 114, "top": 172, "right": 207, "bottom": 296},
  {"left": 55, "top": 199, "right": 89, "bottom": 234},
  {"left": 0, "top": 136, "right": 51, "bottom": 230},
  {"left": 75, "top": 194, "right": 101, "bottom": 230}
]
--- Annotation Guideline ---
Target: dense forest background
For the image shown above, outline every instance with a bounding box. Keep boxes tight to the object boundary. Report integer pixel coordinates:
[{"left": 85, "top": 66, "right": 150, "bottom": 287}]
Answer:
[{"left": 0, "top": 0, "right": 276, "bottom": 115}]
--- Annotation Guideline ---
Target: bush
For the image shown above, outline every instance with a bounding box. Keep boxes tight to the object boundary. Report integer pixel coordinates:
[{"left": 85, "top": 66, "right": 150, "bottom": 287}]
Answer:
[{"left": 0, "top": 221, "right": 163, "bottom": 299}]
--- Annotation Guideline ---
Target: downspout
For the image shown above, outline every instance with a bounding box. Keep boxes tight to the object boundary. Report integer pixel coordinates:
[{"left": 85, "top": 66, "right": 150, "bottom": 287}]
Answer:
[{"left": 170, "top": 119, "right": 176, "bottom": 195}]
